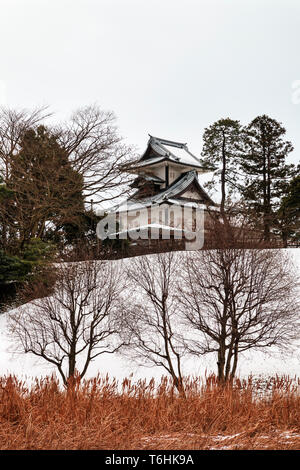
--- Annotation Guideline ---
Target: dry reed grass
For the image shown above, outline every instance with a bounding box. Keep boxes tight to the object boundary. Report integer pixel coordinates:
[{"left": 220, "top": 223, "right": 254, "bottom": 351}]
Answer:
[{"left": 0, "top": 373, "right": 299, "bottom": 450}]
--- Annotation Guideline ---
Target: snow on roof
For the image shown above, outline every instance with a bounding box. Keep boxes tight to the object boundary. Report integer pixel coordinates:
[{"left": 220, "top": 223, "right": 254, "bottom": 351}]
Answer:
[
  {"left": 112, "top": 200, "right": 216, "bottom": 213},
  {"left": 148, "top": 136, "right": 205, "bottom": 168},
  {"left": 135, "top": 156, "right": 166, "bottom": 168},
  {"left": 110, "top": 171, "right": 218, "bottom": 213},
  {"left": 108, "top": 223, "right": 197, "bottom": 237},
  {"left": 137, "top": 174, "right": 165, "bottom": 183},
  {"left": 134, "top": 135, "right": 210, "bottom": 171},
  {"left": 168, "top": 199, "right": 220, "bottom": 210}
]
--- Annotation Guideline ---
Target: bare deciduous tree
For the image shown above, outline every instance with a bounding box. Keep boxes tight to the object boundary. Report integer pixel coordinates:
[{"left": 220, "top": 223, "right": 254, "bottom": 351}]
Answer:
[
  {"left": 0, "top": 105, "right": 136, "bottom": 203},
  {"left": 55, "top": 104, "right": 137, "bottom": 201},
  {"left": 0, "top": 106, "right": 50, "bottom": 180},
  {"left": 122, "top": 252, "right": 185, "bottom": 393},
  {"left": 0, "top": 105, "right": 137, "bottom": 251},
  {"left": 9, "top": 259, "right": 126, "bottom": 384},
  {"left": 3, "top": 125, "right": 85, "bottom": 250},
  {"left": 178, "top": 248, "right": 300, "bottom": 382}
]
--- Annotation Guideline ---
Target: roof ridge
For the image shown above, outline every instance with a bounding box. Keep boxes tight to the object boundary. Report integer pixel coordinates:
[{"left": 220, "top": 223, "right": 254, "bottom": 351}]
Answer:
[
  {"left": 150, "top": 135, "right": 202, "bottom": 165},
  {"left": 128, "top": 171, "right": 196, "bottom": 204},
  {"left": 154, "top": 171, "right": 197, "bottom": 201},
  {"left": 149, "top": 135, "right": 187, "bottom": 148},
  {"left": 109, "top": 170, "right": 217, "bottom": 212}
]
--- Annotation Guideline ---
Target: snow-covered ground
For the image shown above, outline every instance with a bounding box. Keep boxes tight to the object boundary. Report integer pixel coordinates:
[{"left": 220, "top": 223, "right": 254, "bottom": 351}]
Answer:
[{"left": 0, "top": 249, "right": 299, "bottom": 384}]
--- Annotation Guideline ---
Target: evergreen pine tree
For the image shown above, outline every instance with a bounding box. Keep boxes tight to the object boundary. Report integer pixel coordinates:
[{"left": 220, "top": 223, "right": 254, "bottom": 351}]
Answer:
[
  {"left": 7, "top": 125, "right": 85, "bottom": 249},
  {"left": 201, "top": 118, "right": 243, "bottom": 216},
  {"left": 240, "top": 115, "right": 295, "bottom": 241},
  {"left": 276, "top": 172, "right": 300, "bottom": 246}
]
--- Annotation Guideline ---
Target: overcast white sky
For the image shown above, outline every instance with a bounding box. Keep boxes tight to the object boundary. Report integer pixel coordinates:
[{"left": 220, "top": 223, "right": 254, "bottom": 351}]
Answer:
[{"left": 0, "top": 0, "right": 300, "bottom": 165}]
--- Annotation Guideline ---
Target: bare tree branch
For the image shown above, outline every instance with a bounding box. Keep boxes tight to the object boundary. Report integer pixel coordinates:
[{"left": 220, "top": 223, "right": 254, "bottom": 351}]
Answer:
[
  {"left": 177, "top": 242, "right": 300, "bottom": 382},
  {"left": 121, "top": 252, "right": 186, "bottom": 393},
  {"left": 8, "top": 258, "right": 126, "bottom": 385}
]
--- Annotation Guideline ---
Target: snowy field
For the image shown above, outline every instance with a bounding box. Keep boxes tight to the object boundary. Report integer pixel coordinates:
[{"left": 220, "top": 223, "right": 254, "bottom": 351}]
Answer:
[{"left": 0, "top": 248, "right": 299, "bottom": 384}]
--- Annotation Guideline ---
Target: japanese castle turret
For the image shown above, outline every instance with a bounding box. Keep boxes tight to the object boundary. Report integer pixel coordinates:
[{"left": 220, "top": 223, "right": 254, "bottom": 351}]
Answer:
[{"left": 110, "top": 135, "right": 219, "bottom": 251}]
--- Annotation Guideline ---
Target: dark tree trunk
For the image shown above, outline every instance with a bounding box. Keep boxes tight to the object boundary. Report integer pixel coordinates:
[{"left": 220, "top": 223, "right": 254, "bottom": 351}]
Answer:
[
  {"left": 220, "top": 131, "right": 226, "bottom": 217},
  {"left": 262, "top": 130, "right": 270, "bottom": 242},
  {"left": 68, "top": 342, "right": 76, "bottom": 378},
  {"left": 217, "top": 344, "right": 226, "bottom": 382}
]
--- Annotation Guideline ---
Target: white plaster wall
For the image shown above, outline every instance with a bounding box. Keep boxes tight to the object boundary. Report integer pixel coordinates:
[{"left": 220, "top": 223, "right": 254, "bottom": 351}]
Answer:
[{"left": 169, "top": 165, "right": 182, "bottom": 184}]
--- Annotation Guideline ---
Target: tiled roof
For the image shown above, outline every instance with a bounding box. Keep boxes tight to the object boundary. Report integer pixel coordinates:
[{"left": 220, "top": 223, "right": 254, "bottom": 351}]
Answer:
[
  {"left": 111, "top": 171, "right": 217, "bottom": 213},
  {"left": 150, "top": 136, "right": 202, "bottom": 166},
  {"left": 137, "top": 174, "right": 165, "bottom": 183},
  {"left": 134, "top": 156, "right": 166, "bottom": 168},
  {"left": 138, "top": 135, "right": 213, "bottom": 170},
  {"left": 108, "top": 223, "right": 195, "bottom": 237}
]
